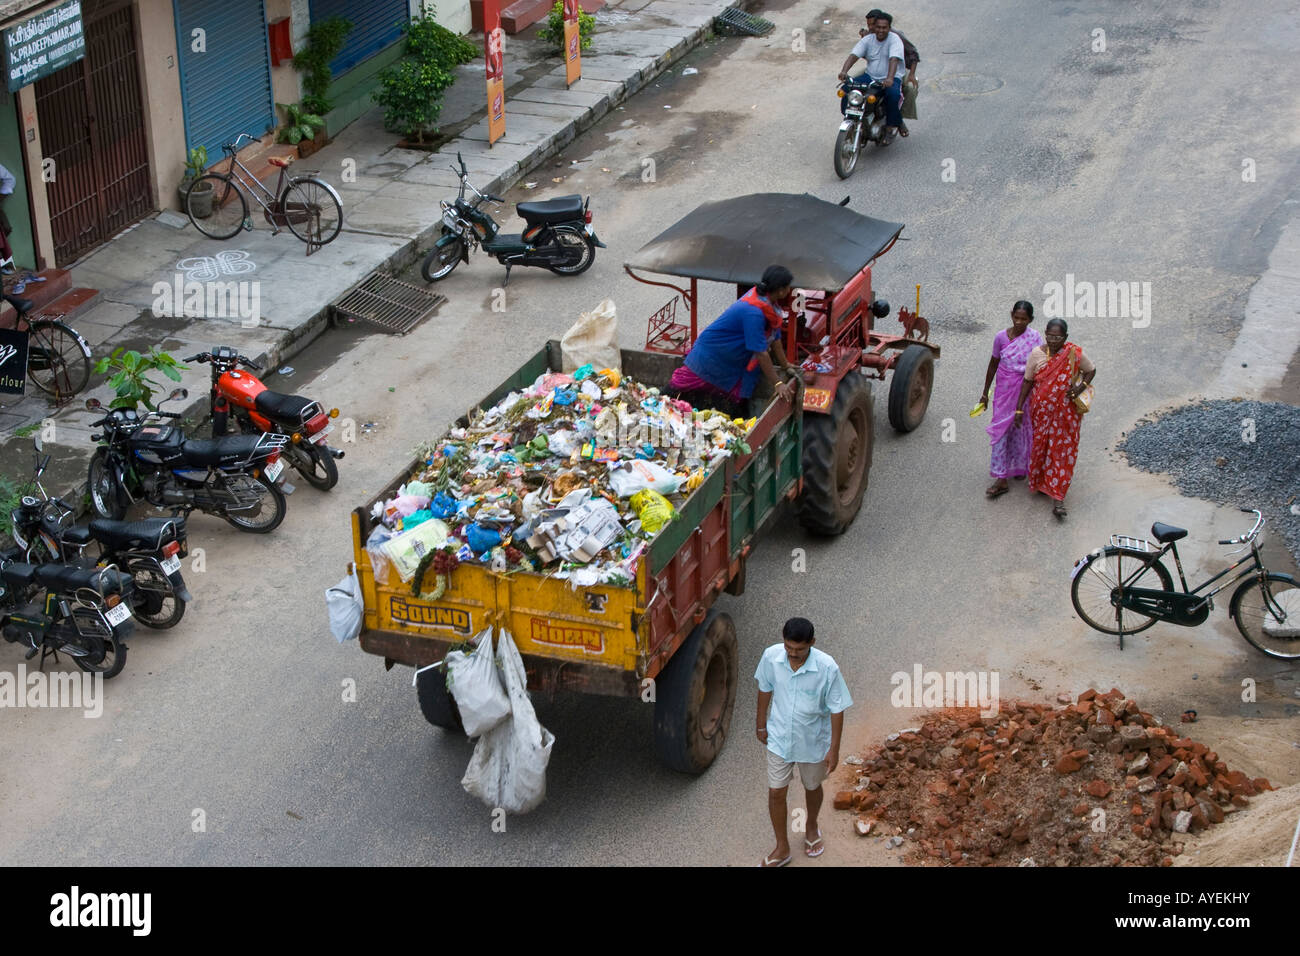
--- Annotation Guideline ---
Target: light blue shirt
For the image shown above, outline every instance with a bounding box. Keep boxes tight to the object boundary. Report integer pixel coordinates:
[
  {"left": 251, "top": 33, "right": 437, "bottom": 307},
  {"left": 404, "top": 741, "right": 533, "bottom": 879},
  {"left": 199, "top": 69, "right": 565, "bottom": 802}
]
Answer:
[{"left": 754, "top": 644, "right": 852, "bottom": 763}]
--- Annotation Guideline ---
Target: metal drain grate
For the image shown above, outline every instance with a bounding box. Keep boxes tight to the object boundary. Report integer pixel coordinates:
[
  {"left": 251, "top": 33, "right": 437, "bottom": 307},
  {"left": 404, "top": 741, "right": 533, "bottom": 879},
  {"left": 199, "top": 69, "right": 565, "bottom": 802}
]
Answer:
[
  {"left": 714, "top": 7, "right": 774, "bottom": 37},
  {"left": 331, "top": 272, "right": 446, "bottom": 334}
]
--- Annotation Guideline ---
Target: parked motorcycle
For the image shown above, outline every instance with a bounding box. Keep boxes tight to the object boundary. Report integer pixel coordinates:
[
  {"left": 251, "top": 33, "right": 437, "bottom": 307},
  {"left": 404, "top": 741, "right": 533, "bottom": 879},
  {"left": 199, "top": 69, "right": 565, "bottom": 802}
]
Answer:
[
  {"left": 85, "top": 389, "right": 290, "bottom": 533},
  {"left": 834, "top": 77, "right": 897, "bottom": 179},
  {"left": 184, "top": 347, "right": 343, "bottom": 491},
  {"left": 11, "top": 435, "right": 193, "bottom": 628},
  {"left": 421, "top": 152, "right": 606, "bottom": 284},
  {"left": 1, "top": 547, "right": 136, "bottom": 679}
]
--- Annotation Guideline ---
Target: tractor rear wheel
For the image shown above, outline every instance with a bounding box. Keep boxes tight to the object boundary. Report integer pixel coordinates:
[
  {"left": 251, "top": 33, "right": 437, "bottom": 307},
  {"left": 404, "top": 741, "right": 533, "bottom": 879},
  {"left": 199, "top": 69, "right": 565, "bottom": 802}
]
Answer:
[
  {"left": 887, "top": 344, "right": 935, "bottom": 432},
  {"left": 416, "top": 663, "right": 465, "bottom": 733},
  {"left": 798, "top": 374, "right": 873, "bottom": 535}
]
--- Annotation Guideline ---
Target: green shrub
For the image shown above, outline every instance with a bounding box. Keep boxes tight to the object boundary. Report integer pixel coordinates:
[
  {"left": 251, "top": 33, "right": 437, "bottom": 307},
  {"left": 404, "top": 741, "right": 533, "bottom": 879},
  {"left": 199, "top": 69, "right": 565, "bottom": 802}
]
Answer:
[
  {"left": 93, "top": 347, "right": 188, "bottom": 412},
  {"left": 373, "top": 13, "right": 477, "bottom": 143},
  {"left": 276, "top": 102, "right": 326, "bottom": 144},
  {"left": 295, "top": 16, "right": 354, "bottom": 115},
  {"left": 537, "top": 1, "right": 594, "bottom": 53}
]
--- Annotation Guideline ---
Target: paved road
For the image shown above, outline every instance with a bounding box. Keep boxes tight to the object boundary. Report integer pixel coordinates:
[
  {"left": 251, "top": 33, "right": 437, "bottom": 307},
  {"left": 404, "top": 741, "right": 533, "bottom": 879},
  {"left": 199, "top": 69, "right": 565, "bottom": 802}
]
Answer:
[{"left": 4, "top": 0, "right": 1298, "bottom": 866}]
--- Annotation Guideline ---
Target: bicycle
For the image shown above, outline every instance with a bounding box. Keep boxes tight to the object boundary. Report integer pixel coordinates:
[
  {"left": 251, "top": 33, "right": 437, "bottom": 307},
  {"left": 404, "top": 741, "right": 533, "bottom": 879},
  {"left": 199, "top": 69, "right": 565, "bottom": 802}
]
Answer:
[
  {"left": 1070, "top": 508, "right": 1300, "bottom": 660},
  {"left": 184, "top": 132, "right": 343, "bottom": 250},
  {"left": 1, "top": 292, "right": 91, "bottom": 401}
]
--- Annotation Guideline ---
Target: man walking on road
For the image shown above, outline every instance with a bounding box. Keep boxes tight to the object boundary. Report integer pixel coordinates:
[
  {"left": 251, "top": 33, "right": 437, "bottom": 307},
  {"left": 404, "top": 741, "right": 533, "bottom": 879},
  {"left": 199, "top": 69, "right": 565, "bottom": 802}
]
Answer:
[{"left": 755, "top": 617, "right": 853, "bottom": 867}]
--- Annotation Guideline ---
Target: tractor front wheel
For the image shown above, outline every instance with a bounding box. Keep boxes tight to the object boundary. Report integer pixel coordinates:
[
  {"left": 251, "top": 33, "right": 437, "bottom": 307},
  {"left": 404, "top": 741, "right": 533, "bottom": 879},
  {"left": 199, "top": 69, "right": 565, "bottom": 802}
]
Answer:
[
  {"left": 887, "top": 344, "right": 935, "bottom": 432},
  {"left": 798, "top": 374, "right": 873, "bottom": 535}
]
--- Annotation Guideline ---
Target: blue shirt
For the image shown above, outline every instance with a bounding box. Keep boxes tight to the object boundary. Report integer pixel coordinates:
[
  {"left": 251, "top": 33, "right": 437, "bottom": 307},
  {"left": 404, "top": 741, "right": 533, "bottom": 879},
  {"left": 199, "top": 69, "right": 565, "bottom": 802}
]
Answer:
[
  {"left": 683, "top": 295, "right": 779, "bottom": 398},
  {"left": 754, "top": 644, "right": 853, "bottom": 763}
]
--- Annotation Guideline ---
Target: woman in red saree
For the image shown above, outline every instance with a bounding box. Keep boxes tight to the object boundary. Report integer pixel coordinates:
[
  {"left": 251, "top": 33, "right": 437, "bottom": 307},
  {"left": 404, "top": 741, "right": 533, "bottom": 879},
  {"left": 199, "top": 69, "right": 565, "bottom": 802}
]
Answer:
[{"left": 1014, "top": 318, "right": 1096, "bottom": 518}]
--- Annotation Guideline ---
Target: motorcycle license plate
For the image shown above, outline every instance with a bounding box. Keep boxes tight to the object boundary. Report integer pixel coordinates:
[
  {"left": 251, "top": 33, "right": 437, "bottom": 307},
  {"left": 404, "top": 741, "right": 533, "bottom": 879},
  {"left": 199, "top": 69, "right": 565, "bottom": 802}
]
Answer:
[
  {"left": 265, "top": 459, "right": 285, "bottom": 482},
  {"left": 105, "top": 602, "right": 133, "bottom": 627},
  {"left": 161, "top": 554, "right": 182, "bottom": 575},
  {"left": 443, "top": 211, "right": 459, "bottom": 231},
  {"left": 310, "top": 424, "right": 335, "bottom": 444}
]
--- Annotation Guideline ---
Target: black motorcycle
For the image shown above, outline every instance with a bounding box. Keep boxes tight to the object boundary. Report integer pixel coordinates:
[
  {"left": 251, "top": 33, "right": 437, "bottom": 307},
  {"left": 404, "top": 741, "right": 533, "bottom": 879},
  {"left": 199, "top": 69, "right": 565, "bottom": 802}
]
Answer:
[
  {"left": 834, "top": 77, "right": 896, "bottom": 179},
  {"left": 1, "top": 548, "right": 136, "bottom": 679},
  {"left": 11, "top": 435, "right": 193, "bottom": 628},
  {"left": 421, "top": 152, "right": 605, "bottom": 284},
  {"left": 85, "top": 389, "right": 290, "bottom": 534}
]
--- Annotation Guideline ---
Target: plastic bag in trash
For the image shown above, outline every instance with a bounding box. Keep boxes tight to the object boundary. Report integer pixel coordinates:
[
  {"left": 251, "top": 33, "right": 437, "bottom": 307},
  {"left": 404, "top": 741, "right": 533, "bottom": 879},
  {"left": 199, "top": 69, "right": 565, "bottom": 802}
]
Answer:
[
  {"left": 607, "top": 459, "right": 682, "bottom": 497},
  {"left": 461, "top": 630, "right": 555, "bottom": 814},
  {"left": 324, "top": 567, "right": 364, "bottom": 642},
  {"left": 444, "top": 629, "right": 512, "bottom": 738}
]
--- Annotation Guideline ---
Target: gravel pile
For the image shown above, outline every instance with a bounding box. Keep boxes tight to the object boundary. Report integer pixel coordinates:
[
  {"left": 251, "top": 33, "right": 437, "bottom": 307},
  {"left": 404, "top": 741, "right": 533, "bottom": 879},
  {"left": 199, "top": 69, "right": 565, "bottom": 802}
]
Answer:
[{"left": 1117, "top": 400, "right": 1300, "bottom": 564}]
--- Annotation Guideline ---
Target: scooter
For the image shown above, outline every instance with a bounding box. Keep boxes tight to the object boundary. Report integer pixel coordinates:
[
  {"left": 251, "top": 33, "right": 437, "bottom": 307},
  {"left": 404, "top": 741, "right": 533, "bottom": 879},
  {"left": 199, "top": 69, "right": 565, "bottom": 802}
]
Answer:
[
  {"left": 421, "top": 152, "right": 606, "bottom": 284},
  {"left": 833, "top": 76, "right": 898, "bottom": 179},
  {"left": 184, "top": 347, "right": 343, "bottom": 491}
]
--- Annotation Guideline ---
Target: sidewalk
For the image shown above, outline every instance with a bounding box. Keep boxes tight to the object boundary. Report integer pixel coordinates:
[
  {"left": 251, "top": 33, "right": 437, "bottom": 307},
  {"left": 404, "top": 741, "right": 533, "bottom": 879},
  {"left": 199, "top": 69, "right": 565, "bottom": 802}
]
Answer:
[{"left": 0, "top": 0, "right": 742, "bottom": 502}]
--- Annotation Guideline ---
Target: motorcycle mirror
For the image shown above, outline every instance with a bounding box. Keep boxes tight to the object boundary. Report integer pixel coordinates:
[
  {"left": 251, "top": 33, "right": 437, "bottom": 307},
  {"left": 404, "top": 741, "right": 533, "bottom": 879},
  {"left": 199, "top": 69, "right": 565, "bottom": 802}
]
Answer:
[
  {"left": 85, "top": 397, "right": 103, "bottom": 411},
  {"left": 33, "top": 433, "right": 42, "bottom": 452},
  {"left": 168, "top": 387, "right": 189, "bottom": 402},
  {"left": 838, "top": 196, "right": 851, "bottom": 207},
  {"left": 871, "top": 299, "right": 891, "bottom": 319}
]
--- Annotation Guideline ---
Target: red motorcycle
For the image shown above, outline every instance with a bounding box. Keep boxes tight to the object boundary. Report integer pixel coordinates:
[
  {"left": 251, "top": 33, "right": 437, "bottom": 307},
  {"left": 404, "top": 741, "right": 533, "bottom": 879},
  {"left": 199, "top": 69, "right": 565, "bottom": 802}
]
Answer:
[{"left": 185, "top": 347, "right": 344, "bottom": 491}]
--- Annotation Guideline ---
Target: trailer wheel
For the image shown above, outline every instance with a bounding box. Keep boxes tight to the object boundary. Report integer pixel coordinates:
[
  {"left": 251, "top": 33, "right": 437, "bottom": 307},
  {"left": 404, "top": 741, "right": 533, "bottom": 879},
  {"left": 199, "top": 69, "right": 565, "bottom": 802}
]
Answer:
[
  {"left": 416, "top": 664, "right": 464, "bottom": 733},
  {"left": 798, "top": 375, "right": 873, "bottom": 535},
  {"left": 653, "top": 610, "right": 738, "bottom": 774},
  {"left": 887, "top": 345, "right": 934, "bottom": 433}
]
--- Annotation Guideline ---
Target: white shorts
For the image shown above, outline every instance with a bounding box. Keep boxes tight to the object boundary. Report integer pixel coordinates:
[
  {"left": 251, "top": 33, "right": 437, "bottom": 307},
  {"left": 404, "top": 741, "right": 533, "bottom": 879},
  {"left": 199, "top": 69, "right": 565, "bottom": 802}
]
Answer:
[{"left": 767, "top": 750, "right": 827, "bottom": 790}]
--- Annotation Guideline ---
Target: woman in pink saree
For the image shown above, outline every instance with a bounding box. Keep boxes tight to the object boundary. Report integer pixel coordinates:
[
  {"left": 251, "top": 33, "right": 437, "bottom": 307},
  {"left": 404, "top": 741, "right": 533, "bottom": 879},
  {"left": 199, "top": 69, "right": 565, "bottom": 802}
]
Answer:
[{"left": 979, "top": 301, "right": 1043, "bottom": 497}]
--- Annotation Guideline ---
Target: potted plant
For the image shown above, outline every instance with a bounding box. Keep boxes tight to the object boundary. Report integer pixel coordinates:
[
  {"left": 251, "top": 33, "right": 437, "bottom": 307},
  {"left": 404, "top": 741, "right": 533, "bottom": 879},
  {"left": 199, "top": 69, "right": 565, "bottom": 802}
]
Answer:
[
  {"left": 277, "top": 102, "right": 327, "bottom": 157},
  {"left": 179, "top": 146, "right": 212, "bottom": 215}
]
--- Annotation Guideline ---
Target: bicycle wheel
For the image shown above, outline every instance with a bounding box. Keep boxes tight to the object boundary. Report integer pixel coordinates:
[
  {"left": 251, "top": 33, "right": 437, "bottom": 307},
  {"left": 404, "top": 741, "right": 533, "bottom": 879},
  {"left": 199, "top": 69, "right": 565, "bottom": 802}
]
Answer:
[
  {"left": 26, "top": 320, "right": 90, "bottom": 398},
  {"left": 280, "top": 177, "right": 343, "bottom": 245},
  {"left": 187, "top": 173, "right": 248, "bottom": 240},
  {"left": 1230, "top": 572, "right": 1300, "bottom": 659},
  {"left": 1071, "top": 546, "right": 1174, "bottom": 635}
]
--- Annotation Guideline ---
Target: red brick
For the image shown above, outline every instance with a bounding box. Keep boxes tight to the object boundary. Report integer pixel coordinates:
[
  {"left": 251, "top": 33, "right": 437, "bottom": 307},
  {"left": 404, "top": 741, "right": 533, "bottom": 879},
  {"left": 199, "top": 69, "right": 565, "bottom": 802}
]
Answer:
[
  {"left": 1169, "top": 771, "right": 1188, "bottom": 788},
  {"left": 852, "top": 792, "right": 878, "bottom": 811},
  {"left": 1151, "top": 755, "right": 1174, "bottom": 778},
  {"left": 1204, "top": 750, "right": 1217, "bottom": 765},
  {"left": 833, "top": 791, "right": 854, "bottom": 810},
  {"left": 1086, "top": 780, "right": 1113, "bottom": 799},
  {"left": 1231, "top": 794, "right": 1249, "bottom": 808},
  {"left": 1131, "top": 824, "right": 1146, "bottom": 837},
  {"left": 1055, "top": 755, "right": 1082, "bottom": 774},
  {"left": 1188, "top": 761, "right": 1209, "bottom": 788},
  {"left": 1078, "top": 689, "right": 1097, "bottom": 702},
  {"left": 1073, "top": 701, "right": 1093, "bottom": 715},
  {"left": 1096, "top": 707, "right": 1115, "bottom": 726},
  {"left": 1253, "top": 777, "right": 1273, "bottom": 792},
  {"left": 978, "top": 753, "right": 997, "bottom": 769},
  {"left": 1190, "top": 742, "right": 1207, "bottom": 756},
  {"left": 1130, "top": 804, "right": 1144, "bottom": 817}
]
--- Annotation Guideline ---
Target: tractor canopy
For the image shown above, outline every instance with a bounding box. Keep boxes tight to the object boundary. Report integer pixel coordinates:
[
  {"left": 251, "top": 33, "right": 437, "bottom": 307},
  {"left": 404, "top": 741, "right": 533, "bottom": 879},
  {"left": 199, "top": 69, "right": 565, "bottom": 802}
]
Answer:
[{"left": 624, "top": 192, "right": 904, "bottom": 294}]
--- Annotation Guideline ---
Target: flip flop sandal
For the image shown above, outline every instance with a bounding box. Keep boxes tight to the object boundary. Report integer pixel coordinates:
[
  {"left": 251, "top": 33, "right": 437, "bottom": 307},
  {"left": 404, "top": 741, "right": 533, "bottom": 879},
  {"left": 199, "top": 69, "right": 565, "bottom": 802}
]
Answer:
[
  {"left": 1053, "top": 502, "right": 1068, "bottom": 518},
  {"left": 805, "top": 828, "right": 825, "bottom": 858},
  {"left": 986, "top": 484, "right": 1009, "bottom": 498},
  {"left": 899, "top": 124, "right": 910, "bottom": 137},
  {"left": 759, "top": 853, "right": 792, "bottom": 868}
]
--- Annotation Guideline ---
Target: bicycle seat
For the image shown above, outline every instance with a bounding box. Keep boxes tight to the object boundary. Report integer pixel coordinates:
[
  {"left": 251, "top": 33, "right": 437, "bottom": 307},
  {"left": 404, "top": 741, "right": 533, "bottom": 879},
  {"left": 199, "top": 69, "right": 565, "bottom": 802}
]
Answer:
[
  {"left": 268, "top": 156, "right": 295, "bottom": 168},
  {"left": 1151, "top": 522, "right": 1188, "bottom": 543},
  {"left": 2, "top": 293, "right": 33, "bottom": 313}
]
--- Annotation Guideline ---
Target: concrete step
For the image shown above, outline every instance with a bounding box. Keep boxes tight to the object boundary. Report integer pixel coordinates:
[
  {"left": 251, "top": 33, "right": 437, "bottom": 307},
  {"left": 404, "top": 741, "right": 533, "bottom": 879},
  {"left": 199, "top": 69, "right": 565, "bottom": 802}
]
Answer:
[
  {"left": 0, "top": 286, "right": 100, "bottom": 328},
  {"left": 2, "top": 268, "right": 72, "bottom": 310}
]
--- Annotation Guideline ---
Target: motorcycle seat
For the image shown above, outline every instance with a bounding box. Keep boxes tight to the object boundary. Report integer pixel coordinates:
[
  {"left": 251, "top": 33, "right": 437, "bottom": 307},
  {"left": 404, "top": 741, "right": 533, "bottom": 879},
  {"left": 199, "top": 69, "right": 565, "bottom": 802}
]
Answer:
[
  {"left": 516, "top": 195, "right": 584, "bottom": 225},
  {"left": 1, "top": 562, "right": 38, "bottom": 590},
  {"left": 179, "top": 435, "right": 265, "bottom": 466},
  {"left": 89, "top": 518, "right": 178, "bottom": 552},
  {"left": 33, "top": 563, "right": 127, "bottom": 595},
  {"left": 61, "top": 526, "right": 94, "bottom": 547},
  {"left": 1151, "top": 522, "right": 1188, "bottom": 544},
  {"left": 254, "top": 389, "right": 316, "bottom": 424}
]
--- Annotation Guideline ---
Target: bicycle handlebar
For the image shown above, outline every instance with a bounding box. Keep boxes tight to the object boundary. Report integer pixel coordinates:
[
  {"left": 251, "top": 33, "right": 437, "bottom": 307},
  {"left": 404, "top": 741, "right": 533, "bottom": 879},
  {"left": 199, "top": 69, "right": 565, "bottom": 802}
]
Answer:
[{"left": 1219, "top": 508, "right": 1264, "bottom": 546}]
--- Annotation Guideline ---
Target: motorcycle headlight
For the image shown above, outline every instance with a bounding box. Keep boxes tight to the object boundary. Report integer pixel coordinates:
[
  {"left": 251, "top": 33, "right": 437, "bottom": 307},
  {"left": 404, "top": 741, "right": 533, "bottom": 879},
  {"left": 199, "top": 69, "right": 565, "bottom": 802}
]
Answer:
[{"left": 848, "top": 90, "right": 865, "bottom": 108}]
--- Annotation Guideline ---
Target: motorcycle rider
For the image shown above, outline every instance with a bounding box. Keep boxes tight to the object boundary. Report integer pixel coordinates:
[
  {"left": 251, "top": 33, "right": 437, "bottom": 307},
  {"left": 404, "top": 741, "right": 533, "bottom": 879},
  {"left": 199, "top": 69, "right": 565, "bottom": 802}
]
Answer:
[
  {"left": 859, "top": 9, "right": 919, "bottom": 135},
  {"left": 837, "top": 11, "right": 905, "bottom": 141}
]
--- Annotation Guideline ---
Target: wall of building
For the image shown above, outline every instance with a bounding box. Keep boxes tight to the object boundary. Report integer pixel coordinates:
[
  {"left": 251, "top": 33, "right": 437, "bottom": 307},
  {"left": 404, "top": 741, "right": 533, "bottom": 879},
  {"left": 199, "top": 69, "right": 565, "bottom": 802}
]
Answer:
[
  {"left": 0, "top": 92, "right": 35, "bottom": 268},
  {"left": 425, "top": 0, "right": 471, "bottom": 35},
  {"left": 136, "top": 0, "right": 186, "bottom": 213}
]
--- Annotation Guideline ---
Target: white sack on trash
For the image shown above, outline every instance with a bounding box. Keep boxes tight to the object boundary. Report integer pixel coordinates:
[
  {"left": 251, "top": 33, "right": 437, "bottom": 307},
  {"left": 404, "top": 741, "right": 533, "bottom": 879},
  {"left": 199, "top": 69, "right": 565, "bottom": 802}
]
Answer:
[
  {"left": 325, "top": 567, "right": 364, "bottom": 642},
  {"left": 561, "top": 299, "right": 621, "bottom": 373},
  {"left": 461, "top": 630, "right": 556, "bottom": 814},
  {"left": 444, "top": 628, "right": 511, "bottom": 738}
]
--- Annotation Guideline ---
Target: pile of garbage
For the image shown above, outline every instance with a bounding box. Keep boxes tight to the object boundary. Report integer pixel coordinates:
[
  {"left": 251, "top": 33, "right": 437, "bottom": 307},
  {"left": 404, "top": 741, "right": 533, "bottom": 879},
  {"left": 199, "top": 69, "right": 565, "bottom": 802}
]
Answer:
[{"left": 365, "top": 363, "right": 755, "bottom": 592}]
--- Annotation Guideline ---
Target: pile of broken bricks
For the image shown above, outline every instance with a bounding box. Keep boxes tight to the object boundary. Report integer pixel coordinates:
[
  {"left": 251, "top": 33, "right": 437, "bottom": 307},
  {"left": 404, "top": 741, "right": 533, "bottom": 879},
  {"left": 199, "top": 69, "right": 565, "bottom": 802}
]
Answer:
[{"left": 834, "top": 688, "right": 1274, "bottom": 867}]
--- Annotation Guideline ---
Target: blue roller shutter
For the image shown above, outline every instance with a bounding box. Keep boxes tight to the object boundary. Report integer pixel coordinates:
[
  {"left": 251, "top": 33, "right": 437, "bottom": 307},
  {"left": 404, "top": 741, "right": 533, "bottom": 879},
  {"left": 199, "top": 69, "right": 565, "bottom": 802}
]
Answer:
[
  {"left": 309, "top": 0, "right": 408, "bottom": 75},
  {"left": 174, "top": 0, "right": 275, "bottom": 161}
]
